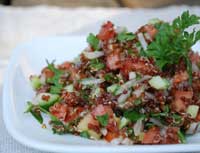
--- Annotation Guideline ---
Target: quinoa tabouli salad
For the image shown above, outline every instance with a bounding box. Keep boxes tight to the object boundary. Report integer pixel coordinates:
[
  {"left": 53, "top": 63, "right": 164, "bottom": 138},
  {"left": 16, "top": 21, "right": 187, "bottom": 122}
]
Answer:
[{"left": 25, "top": 11, "right": 200, "bottom": 144}]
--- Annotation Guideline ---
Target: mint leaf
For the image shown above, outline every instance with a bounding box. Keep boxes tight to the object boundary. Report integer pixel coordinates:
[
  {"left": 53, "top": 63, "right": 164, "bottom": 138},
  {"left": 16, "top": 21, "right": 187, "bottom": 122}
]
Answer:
[
  {"left": 96, "top": 114, "right": 109, "bottom": 127},
  {"left": 87, "top": 33, "right": 99, "bottom": 50}
]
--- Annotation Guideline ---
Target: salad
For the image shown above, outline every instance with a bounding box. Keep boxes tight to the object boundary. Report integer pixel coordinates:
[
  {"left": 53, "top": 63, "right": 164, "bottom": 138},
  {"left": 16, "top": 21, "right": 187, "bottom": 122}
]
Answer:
[{"left": 26, "top": 11, "right": 200, "bottom": 144}]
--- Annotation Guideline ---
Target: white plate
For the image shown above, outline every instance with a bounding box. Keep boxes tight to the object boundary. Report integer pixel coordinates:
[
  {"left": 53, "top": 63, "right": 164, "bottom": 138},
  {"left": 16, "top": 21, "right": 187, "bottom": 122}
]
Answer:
[{"left": 3, "top": 36, "right": 200, "bottom": 153}]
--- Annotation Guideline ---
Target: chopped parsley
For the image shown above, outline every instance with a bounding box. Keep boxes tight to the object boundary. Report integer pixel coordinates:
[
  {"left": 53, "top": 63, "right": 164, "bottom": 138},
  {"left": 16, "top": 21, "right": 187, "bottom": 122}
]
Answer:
[
  {"left": 177, "top": 130, "right": 186, "bottom": 143},
  {"left": 46, "top": 60, "right": 64, "bottom": 94},
  {"left": 87, "top": 33, "right": 99, "bottom": 50},
  {"left": 124, "top": 110, "right": 145, "bottom": 122},
  {"left": 117, "top": 32, "right": 136, "bottom": 42},
  {"left": 80, "top": 131, "right": 90, "bottom": 138},
  {"left": 90, "top": 59, "right": 105, "bottom": 70},
  {"left": 96, "top": 114, "right": 109, "bottom": 127},
  {"left": 145, "top": 11, "right": 200, "bottom": 84}
]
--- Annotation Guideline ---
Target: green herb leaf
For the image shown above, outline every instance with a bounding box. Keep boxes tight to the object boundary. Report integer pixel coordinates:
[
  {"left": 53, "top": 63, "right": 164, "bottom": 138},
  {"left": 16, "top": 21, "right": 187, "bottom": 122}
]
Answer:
[
  {"left": 25, "top": 102, "right": 43, "bottom": 124},
  {"left": 145, "top": 11, "right": 200, "bottom": 84},
  {"left": 117, "top": 32, "right": 136, "bottom": 42},
  {"left": 90, "top": 59, "right": 105, "bottom": 70},
  {"left": 46, "top": 60, "right": 64, "bottom": 94},
  {"left": 124, "top": 110, "right": 145, "bottom": 122},
  {"left": 80, "top": 131, "right": 90, "bottom": 138},
  {"left": 177, "top": 130, "right": 186, "bottom": 143},
  {"left": 96, "top": 114, "right": 109, "bottom": 127},
  {"left": 134, "top": 99, "right": 142, "bottom": 106},
  {"left": 87, "top": 33, "right": 99, "bottom": 50}
]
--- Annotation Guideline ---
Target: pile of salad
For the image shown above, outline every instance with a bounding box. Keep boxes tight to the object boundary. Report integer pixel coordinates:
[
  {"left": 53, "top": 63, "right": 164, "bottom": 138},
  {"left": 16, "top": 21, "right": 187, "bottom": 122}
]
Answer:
[{"left": 26, "top": 11, "right": 200, "bottom": 144}]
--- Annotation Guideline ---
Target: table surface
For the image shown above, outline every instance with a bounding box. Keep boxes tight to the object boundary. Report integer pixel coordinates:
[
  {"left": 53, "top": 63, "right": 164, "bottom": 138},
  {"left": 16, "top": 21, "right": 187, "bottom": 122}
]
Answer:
[{"left": 0, "top": 5, "right": 200, "bottom": 153}]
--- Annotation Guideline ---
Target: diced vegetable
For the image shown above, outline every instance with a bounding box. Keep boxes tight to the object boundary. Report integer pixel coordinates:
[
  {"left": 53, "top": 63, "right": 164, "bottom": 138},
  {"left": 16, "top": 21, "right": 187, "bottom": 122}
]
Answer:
[
  {"left": 117, "top": 90, "right": 131, "bottom": 103},
  {"left": 137, "top": 33, "right": 148, "bottom": 50},
  {"left": 148, "top": 76, "right": 169, "bottom": 90},
  {"left": 187, "top": 105, "right": 199, "bottom": 118},
  {"left": 119, "top": 117, "right": 130, "bottom": 129},
  {"left": 35, "top": 93, "right": 59, "bottom": 110},
  {"left": 81, "top": 78, "right": 104, "bottom": 85},
  {"left": 133, "top": 119, "right": 143, "bottom": 136},
  {"left": 25, "top": 102, "right": 43, "bottom": 124},
  {"left": 30, "top": 76, "right": 41, "bottom": 90},
  {"left": 77, "top": 114, "right": 101, "bottom": 139},
  {"left": 64, "top": 84, "right": 74, "bottom": 92},
  {"left": 84, "top": 51, "right": 104, "bottom": 59},
  {"left": 129, "top": 72, "right": 136, "bottom": 80},
  {"left": 107, "top": 84, "right": 120, "bottom": 95}
]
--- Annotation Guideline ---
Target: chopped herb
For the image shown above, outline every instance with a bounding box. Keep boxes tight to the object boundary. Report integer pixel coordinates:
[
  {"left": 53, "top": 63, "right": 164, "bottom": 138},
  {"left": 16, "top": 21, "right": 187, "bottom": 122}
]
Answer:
[
  {"left": 177, "top": 130, "right": 186, "bottom": 143},
  {"left": 144, "top": 11, "right": 200, "bottom": 84},
  {"left": 127, "top": 49, "right": 135, "bottom": 56},
  {"left": 104, "top": 73, "right": 118, "bottom": 83},
  {"left": 136, "top": 73, "right": 142, "bottom": 80},
  {"left": 172, "top": 114, "right": 183, "bottom": 125},
  {"left": 87, "top": 33, "right": 99, "bottom": 50},
  {"left": 50, "top": 120, "right": 69, "bottom": 135},
  {"left": 117, "top": 32, "right": 136, "bottom": 42},
  {"left": 90, "top": 59, "right": 105, "bottom": 71},
  {"left": 46, "top": 60, "right": 64, "bottom": 94},
  {"left": 80, "top": 131, "right": 90, "bottom": 138},
  {"left": 124, "top": 110, "right": 145, "bottom": 122},
  {"left": 134, "top": 99, "right": 142, "bottom": 106},
  {"left": 96, "top": 114, "right": 109, "bottom": 127},
  {"left": 25, "top": 102, "right": 43, "bottom": 124}
]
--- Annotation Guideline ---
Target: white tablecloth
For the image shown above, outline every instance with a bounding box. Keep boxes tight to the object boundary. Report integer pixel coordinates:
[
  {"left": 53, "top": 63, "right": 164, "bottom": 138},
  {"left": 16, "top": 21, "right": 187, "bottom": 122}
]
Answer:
[{"left": 0, "top": 5, "right": 200, "bottom": 153}]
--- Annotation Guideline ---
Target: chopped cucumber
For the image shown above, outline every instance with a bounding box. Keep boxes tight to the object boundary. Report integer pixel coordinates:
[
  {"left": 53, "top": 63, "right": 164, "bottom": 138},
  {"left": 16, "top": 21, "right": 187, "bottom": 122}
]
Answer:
[
  {"left": 148, "top": 76, "right": 169, "bottom": 90},
  {"left": 187, "top": 105, "right": 199, "bottom": 118},
  {"left": 107, "top": 84, "right": 120, "bottom": 95},
  {"left": 30, "top": 76, "right": 41, "bottom": 90},
  {"left": 64, "top": 84, "right": 74, "bottom": 92},
  {"left": 77, "top": 114, "right": 101, "bottom": 140},
  {"left": 119, "top": 117, "right": 130, "bottom": 129},
  {"left": 35, "top": 93, "right": 59, "bottom": 110}
]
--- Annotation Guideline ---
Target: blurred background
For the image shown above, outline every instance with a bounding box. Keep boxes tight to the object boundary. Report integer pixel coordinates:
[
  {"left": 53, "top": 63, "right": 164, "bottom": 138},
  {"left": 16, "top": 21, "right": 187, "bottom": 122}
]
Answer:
[{"left": 1, "top": 0, "right": 200, "bottom": 8}]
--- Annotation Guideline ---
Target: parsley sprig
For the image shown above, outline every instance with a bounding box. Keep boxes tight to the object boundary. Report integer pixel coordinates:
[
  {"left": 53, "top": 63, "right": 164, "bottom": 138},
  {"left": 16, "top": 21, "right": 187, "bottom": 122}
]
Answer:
[
  {"left": 145, "top": 11, "right": 200, "bottom": 84},
  {"left": 46, "top": 60, "right": 64, "bottom": 94}
]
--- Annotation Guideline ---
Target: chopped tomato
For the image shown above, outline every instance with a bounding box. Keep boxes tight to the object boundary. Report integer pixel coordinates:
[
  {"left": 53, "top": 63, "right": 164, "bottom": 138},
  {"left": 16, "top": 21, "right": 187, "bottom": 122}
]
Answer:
[
  {"left": 173, "top": 91, "right": 193, "bottom": 112},
  {"left": 87, "top": 114, "right": 100, "bottom": 132},
  {"left": 195, "top": 112, "right": 200, "bottom": 122},
  {"left": 173, "top": 71, "right": 189, "bottom": 84},
  {"left": 164, "top": 127, "right": 179, "bottom": 144},
  {"left": 120, "top": 58, "right": 158, "bottom": 77},
  {"left": 106, "top": 51, "right": 121, "bottom": 70},
  {"left": 104, "top": 132, "right": 119, "bottom": 142},
  {"left": 106, "top": 119, "right": 118, "bottom": 132},
  {"left": 42, "top": 67, "right": 54, "bottom": 78},
  {"left": 97, "top": 21, "right": 115, "bottom": 41},
  {"left": 91, "top": 104, "right": 113, "bottom": 117},
  {"left": 59, "top": 62, "right": 77, "bottom": 80},
  {"left": 65, "top": 107, "right": 84, "bottom": 122},
  {"left": 175, "top": 91, "right": 193, "bottom": 99},
  {"left": 143, "top": 25, "right": 157, "bottom": 39},
  {"left": 49, "top": 103, "right": 68, "bottom": 121},
  {"left": 142, "top": 127, "right": 162, "bottom": 144}
]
